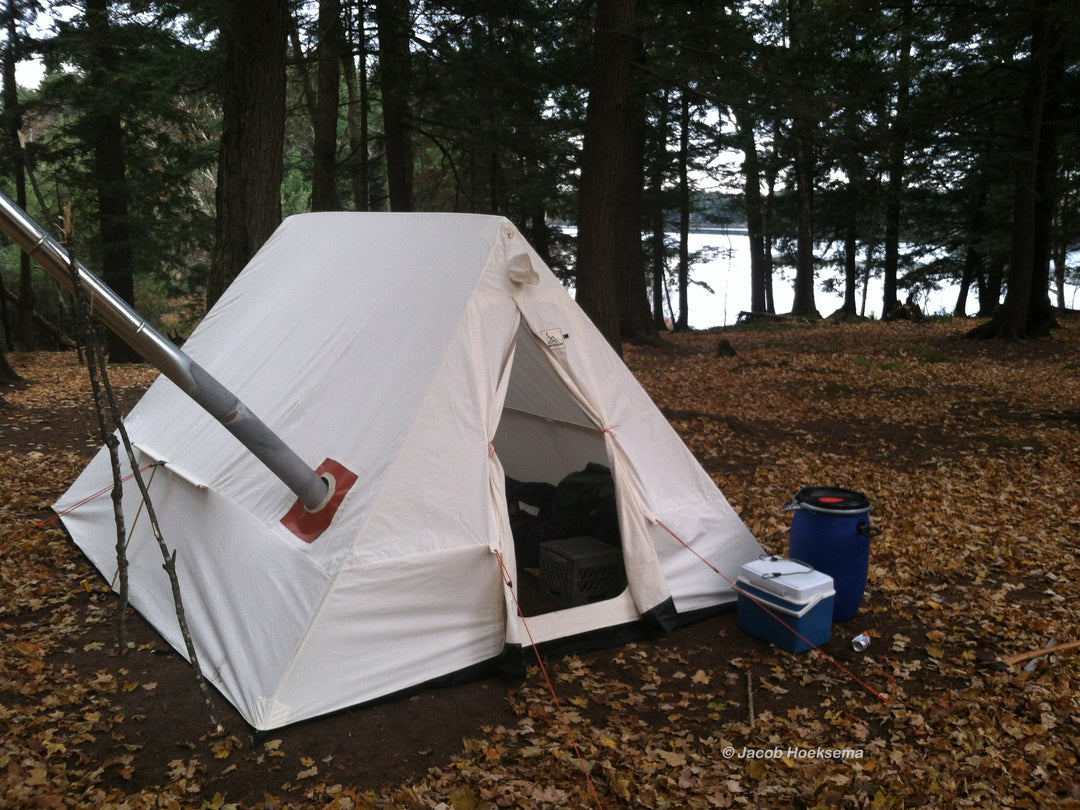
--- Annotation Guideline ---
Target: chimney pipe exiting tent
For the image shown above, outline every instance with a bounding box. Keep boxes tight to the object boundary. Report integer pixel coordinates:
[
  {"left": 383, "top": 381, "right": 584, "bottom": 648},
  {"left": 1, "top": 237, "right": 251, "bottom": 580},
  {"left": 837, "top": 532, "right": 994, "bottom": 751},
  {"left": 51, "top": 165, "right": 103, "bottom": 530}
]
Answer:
[{"left": 0, "top": 188, "right": 330, "bottom": 511}]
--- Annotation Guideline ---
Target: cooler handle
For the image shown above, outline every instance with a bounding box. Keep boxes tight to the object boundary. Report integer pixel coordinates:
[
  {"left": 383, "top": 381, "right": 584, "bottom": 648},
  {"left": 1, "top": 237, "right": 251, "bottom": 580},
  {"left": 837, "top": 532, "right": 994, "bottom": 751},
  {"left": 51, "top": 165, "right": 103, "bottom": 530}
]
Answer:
[
  {"left": 737, "top": 580, "right": 834, "bottom": 619},
  {"left": 756, "top": 554, "right": 818, "bottom": 578}
]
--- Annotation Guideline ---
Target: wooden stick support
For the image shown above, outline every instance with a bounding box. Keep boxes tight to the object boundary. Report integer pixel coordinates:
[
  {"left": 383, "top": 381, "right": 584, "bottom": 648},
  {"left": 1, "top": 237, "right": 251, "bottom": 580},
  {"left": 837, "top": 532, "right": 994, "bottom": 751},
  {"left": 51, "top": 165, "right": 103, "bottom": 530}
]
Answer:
[{"left": 1001, "top": 639, "right": 1080, "bottom": 667}]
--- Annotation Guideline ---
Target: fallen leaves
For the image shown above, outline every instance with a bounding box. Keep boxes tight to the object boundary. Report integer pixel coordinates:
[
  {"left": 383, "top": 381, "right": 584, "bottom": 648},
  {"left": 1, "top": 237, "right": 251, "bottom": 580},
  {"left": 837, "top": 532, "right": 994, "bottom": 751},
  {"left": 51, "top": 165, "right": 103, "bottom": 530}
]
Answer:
[{"left": 3, "top": 321, "right": 1080, "bottom": 807}]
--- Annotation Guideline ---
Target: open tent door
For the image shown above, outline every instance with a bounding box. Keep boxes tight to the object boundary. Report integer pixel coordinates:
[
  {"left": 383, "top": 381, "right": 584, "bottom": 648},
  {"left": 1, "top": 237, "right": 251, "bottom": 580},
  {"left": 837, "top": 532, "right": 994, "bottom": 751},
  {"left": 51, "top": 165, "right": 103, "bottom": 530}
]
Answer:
[
  {"left": 494, "top": 320, "right": 643, "bottom": 646},
  {"left": 496, "top": 322, "right": 608, "bottom": 486}
]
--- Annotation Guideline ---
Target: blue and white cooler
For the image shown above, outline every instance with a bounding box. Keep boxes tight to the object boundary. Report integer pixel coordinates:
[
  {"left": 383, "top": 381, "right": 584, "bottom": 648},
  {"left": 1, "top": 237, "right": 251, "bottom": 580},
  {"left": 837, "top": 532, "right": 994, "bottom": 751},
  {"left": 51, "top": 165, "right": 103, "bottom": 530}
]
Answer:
[{"left": 737, "top": 556, "right": 835, "bottom": 653}]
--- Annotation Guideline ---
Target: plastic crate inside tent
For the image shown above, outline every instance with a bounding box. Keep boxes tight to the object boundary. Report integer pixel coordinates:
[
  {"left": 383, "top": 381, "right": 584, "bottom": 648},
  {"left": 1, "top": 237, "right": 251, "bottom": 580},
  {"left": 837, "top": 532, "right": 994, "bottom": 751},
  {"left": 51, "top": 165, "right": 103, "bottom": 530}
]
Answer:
[{"left": 540, "top": 536, "right": 626, "bottom": 606}]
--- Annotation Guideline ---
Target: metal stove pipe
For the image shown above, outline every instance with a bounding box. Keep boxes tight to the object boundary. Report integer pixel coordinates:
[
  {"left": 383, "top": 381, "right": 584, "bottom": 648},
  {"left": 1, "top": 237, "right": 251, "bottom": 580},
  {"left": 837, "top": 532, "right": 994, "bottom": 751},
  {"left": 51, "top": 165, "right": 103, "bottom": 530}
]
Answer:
[{"left": 0, "top": 188, "right": 329, "bottom": 510}]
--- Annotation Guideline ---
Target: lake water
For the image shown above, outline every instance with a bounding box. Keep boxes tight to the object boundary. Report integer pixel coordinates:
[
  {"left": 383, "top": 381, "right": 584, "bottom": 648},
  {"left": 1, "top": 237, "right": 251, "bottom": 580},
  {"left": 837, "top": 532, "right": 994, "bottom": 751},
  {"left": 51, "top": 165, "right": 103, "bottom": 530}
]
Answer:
[{"left": 680, "top": 229, "right": 1079, "bottom": 329}]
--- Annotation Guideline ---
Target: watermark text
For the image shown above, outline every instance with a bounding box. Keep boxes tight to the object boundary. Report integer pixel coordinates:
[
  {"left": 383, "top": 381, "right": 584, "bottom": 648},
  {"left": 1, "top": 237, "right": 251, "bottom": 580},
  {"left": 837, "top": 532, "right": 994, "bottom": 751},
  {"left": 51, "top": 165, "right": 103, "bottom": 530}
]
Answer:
[{"left": 722, "top": 746, "right": 863, "bottom": 760}]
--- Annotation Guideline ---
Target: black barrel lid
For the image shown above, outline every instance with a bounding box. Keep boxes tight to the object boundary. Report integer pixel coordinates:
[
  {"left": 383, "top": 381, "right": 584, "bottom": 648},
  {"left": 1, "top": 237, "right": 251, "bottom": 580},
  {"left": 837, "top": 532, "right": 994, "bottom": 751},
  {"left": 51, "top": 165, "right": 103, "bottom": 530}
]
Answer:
[{"left": 792, "top": 486, "right": 871, "bottom": 514}]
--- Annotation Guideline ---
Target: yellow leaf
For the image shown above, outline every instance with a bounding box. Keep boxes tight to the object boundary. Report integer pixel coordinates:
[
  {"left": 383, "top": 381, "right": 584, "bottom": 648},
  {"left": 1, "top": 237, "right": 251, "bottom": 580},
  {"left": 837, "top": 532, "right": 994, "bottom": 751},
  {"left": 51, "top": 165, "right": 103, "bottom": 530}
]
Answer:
[
  {"left": 264, "top": 739, "right": 284, "bottom": 757},
  {"left": 747, "top": 759, "right": 768, "bottom": 780},
  {"left": 449, "top": 786, "right": 480, "bottom": 810},
  {"left": 25, "top": 767, "right": 49, "bottom": 786}
]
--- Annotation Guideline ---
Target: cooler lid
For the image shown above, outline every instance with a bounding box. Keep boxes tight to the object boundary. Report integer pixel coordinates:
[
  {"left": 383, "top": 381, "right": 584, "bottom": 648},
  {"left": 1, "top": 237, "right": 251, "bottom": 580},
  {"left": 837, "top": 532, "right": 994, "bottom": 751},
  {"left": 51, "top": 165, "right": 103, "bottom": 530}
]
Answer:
[
  {"left": 739, "top": 556, "right": 835, "bottom": 601},
  {"left": 790, "top": 486, "right": 871, "bottom": 515}
]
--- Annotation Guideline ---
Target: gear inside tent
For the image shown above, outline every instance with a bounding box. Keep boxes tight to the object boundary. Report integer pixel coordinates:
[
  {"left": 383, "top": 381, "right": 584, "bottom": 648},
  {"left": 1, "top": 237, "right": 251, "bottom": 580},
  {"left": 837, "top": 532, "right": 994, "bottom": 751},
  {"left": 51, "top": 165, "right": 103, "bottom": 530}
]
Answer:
[{"left": 54, "top": 212, "right": 763, "bottom": 730}]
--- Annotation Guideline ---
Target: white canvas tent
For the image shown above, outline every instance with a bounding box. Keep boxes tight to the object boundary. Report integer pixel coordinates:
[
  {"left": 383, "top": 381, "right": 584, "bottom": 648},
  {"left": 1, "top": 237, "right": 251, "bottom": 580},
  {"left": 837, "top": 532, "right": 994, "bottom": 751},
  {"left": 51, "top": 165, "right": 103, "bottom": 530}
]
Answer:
[{"left": 56, "top": 213, "right": 763, "bottom": 730}]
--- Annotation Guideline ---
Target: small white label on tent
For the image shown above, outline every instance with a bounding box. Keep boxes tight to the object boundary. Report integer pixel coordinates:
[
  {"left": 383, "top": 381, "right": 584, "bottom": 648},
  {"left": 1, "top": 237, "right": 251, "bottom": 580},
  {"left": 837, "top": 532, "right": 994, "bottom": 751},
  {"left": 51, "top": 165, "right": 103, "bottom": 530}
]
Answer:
[{"left": 541, "top": 328, "right": 566, "bottom": 347}]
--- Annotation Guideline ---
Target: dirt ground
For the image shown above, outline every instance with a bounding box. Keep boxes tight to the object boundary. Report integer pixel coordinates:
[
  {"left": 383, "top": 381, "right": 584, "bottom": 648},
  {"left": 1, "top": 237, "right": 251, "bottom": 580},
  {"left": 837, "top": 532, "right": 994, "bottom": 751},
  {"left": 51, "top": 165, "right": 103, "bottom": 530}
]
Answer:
[{"left": 3, "top": 315, "right": 1080, "bottom": 808}]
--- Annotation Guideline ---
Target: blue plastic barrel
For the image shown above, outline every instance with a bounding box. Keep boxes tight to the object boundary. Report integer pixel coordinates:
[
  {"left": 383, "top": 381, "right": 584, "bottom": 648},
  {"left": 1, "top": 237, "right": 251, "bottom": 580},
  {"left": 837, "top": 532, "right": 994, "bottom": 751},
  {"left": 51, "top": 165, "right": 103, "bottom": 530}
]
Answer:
[{"left": 785, "top": 487, "right": 877, "bottom": 622}]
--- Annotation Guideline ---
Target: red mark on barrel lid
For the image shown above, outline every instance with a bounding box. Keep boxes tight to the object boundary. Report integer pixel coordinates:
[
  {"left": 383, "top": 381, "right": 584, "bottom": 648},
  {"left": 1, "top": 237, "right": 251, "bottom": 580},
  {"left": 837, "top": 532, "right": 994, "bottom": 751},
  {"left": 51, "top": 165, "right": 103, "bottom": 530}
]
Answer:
[{"left": 820, "top": 496, "right": 845, "bottom": 503}]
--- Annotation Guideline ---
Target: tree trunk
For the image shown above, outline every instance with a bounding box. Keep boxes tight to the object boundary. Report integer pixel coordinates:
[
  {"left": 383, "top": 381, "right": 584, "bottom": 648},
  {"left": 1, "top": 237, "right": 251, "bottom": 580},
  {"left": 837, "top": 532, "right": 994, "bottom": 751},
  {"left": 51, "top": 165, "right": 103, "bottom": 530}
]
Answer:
[
  {"left": 790, "top": 128, "right": 817, "bottom": 316},
  {"left": 207, "top": 0, "right": 287, "bottom": 306},
  {"left": 882, "top": 0, "right": 912, "bottom": 319},
  {"left": 841, "top": 195, "right": 858, "bottom": 316},
  {"left": 342, "top": 3, "right": 370, "bottom": 211},
  {"left": 763, "top": 124, "right": 779, "bottom": 314},
  {"left": 980, "top": 252, "right": 1005, "bottom": 317},
  {"left": 86, "top": 0, "right": 138, "bottom": 363},
  {"left": 675, "top": 93, "right": 690, "bottom": 331},
  {"left": 1025, "top": 19, "right": 1062, "bottom": 336},
  {"left": 575, "top": 0, "right": 652, "bottom": 353},
  {"left": 968, "top": 0, "right": 1063, "bottom": 340},
  {"left": 954, "top": 187, "right": 988, "bottom": 317},
  {"left": 2, "top": 1, "right": 34, "bottom": 350},
  {"left": 288, "top": 15, "right": 317, "bottom": 121},
  {"left": 1052, "top": 230, "right": 1067, "bottom": 310},
  {"left": 860, "top": 234, "right": 875, "bottom": 317},
  {"left": 736, "top": 106, "right": 768, "bottom": 315},
  {"left": 954, "top": 252, "right": 974, "bottom": 318},
  {"left": 373, "top": 0, "right": 413, "bottom": 211},
  {"left": 787, "top": 0, "right": 817, "bottom": 318},
  {"left": 312, "top": 0, "right": 343, "bottom": 211},
  {"left": 647, "top": 92, "right": 669, "bottom": 329}
]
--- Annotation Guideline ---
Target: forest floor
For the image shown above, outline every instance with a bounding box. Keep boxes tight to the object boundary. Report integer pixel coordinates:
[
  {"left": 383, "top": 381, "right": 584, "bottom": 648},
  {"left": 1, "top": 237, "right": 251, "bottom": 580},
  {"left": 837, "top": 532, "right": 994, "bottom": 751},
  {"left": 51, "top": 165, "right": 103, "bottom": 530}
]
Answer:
[{"left": 2, "top": 315, "right": 1080, "bottom": 809}]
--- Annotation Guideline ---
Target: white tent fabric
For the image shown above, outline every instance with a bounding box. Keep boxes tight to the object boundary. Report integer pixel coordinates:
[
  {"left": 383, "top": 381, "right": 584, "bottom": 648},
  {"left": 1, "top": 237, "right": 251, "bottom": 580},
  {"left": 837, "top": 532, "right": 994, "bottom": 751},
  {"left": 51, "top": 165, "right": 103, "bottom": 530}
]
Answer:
[{"left": 56, "top": 213, "right": 763, "bottom": 730}]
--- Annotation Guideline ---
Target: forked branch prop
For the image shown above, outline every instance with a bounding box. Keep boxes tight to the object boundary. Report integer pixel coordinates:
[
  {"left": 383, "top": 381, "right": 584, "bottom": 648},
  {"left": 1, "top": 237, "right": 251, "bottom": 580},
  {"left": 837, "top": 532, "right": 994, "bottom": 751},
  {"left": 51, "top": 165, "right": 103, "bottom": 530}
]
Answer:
[{"left": 63, "top": 211, "right": 221, "bottom": 731}]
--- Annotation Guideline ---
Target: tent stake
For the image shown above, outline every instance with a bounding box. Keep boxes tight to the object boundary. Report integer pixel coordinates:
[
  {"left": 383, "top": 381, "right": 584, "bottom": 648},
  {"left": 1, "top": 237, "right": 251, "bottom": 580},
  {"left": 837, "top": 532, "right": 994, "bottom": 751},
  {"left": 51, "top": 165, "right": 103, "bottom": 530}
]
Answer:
[{"left": 747, "top": 671, "right": 755, "bottom": 725}]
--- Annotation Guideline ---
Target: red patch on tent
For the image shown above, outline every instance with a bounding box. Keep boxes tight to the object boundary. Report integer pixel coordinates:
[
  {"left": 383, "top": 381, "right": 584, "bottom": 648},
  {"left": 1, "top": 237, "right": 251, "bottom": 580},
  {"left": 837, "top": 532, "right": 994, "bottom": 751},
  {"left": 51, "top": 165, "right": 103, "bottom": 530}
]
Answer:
[{"left": 280, "top": 459, "right": 358, "bottom": 543}]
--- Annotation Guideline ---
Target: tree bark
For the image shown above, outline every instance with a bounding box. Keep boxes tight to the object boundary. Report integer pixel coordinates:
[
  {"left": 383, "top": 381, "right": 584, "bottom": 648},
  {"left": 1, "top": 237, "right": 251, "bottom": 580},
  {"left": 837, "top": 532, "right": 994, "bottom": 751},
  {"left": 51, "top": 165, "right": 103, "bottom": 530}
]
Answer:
[
  {"left": 968, "top": 0, "right": 1064, "bottom": 340},
  {"left": 790, "top": 126, "right": 817, "bottom": 316},
  {"left": 882, "top": 0, "right": 912, "bottom": 318},
  {"left": 575, "top": 0, "right": 652, "bottom": 353},
  {"left": 675, "top": 93, "right": 690, "bottom": 331},
  {"left": 763, "top": 123, "right": 779, "bottom": 314},
  {"left": 312, "top": 0, "right": 343, "bottom": 211},
  {"left": 85, "top": 0, "right": 138, "bottom": 363},
  {"left": 736, "top": 106, "right": 768, "bottom": 315},
  {"left": 841, "top": 192, "right": 859, "bottom": 316},
  {"left": 342, "top": 3, "right": 370, "bottom": 211},
  {"left": 954, "top": 187, "right": 988, "bottom": 317},
  {"left": 207, "top": 0, "right": 287, "bottom": 306},
  {"left": 647, "top": 92, "right": 669, "bottom": 329},
  {"left": 787, "top": 0, "right": 817, "bottom": 317},
  {"left": 373, "top": 0, "right": 413, "bottom": 211},
  {"left": 980, "top": 253, "right": 1005, "bottom": 317},
  {"left": 2, "top": 2, "right": 34, "bottom": 351}
]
